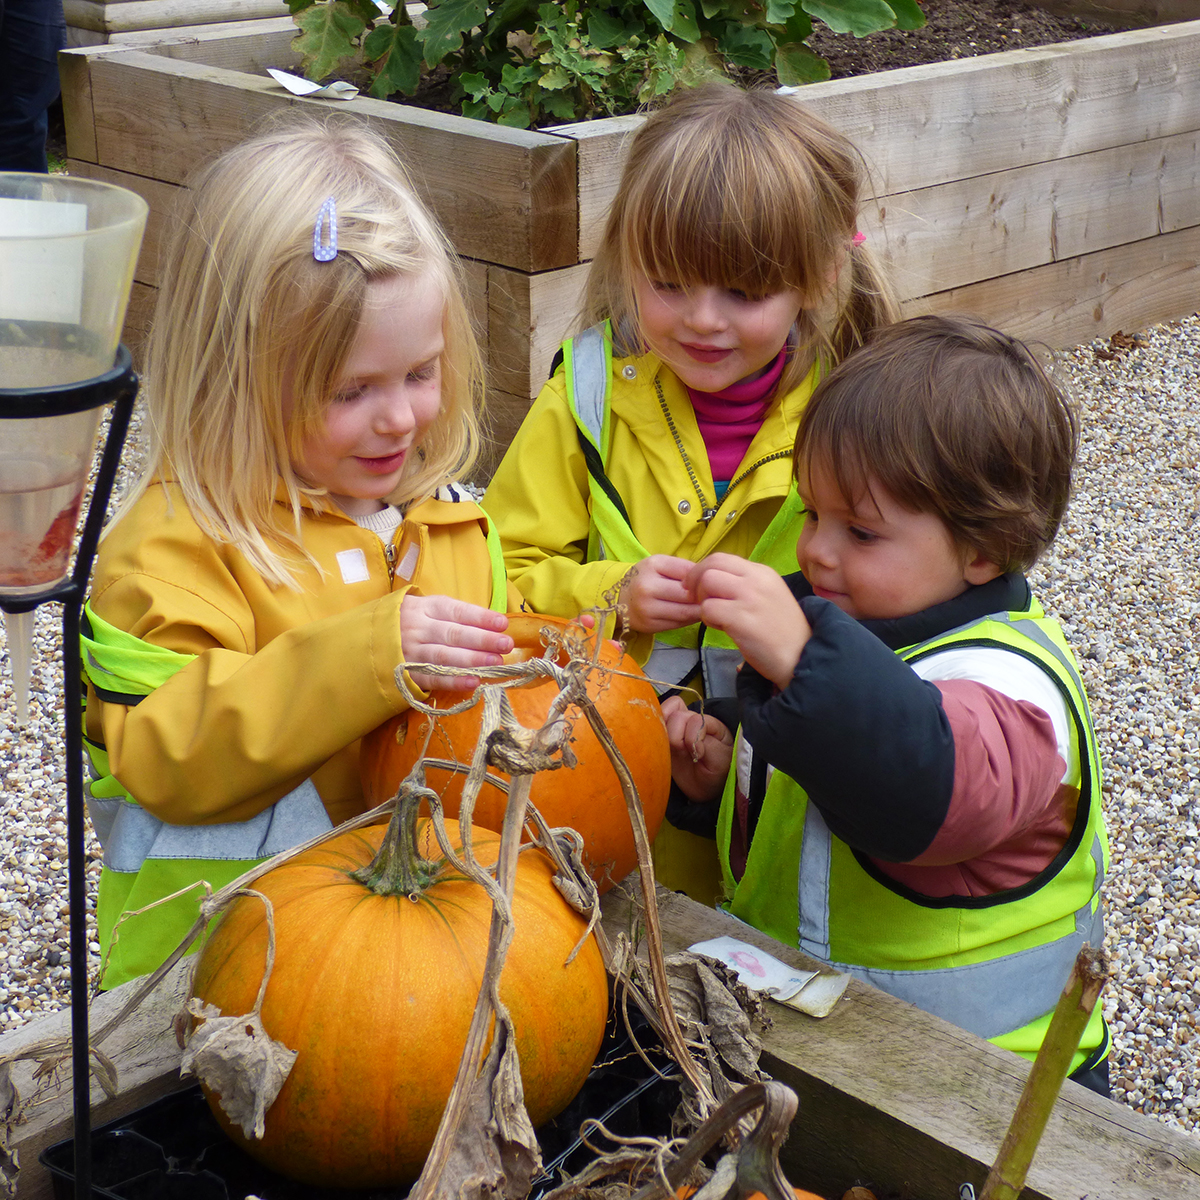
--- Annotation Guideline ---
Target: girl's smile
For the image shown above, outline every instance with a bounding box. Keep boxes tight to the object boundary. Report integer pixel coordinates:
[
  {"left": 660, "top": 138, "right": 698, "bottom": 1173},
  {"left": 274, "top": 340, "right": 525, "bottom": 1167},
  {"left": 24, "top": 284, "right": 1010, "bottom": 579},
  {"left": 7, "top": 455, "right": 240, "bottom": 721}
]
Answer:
[
  {"left": 286, "top": 271, "right": 445, "bottom": 516},
  {"left": 633, "top": 275, "right": 803, "bottom": 393}
]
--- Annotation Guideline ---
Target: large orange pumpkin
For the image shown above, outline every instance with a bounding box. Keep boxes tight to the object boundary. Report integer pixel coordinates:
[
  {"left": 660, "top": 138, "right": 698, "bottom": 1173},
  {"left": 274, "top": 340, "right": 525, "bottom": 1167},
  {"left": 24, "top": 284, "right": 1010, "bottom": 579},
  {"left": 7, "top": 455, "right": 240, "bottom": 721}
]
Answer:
[
  {"left": 677, "top": 1189, "right": 827, "bottom": 1199},
  {"left": 362, "top": 614, "right": 670, "bottom": 892},
  {"left": 191, "top": 806, "right": 608, "bottom": 1188}
]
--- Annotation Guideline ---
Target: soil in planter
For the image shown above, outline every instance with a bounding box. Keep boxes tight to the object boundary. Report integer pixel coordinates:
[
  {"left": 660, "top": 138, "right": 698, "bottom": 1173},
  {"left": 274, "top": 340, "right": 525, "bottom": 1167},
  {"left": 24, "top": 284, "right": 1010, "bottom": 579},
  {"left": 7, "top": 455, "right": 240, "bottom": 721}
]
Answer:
[{"left": 395, "top": 1, "right": 1128, "bottom": 119}]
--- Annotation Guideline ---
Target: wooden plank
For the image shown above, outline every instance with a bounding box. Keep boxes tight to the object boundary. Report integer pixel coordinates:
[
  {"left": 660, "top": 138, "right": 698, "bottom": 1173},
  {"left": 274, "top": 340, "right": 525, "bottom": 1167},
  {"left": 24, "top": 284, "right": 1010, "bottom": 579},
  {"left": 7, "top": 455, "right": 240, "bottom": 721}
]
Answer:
[
  {"left": 121, "top": 17, "right": 297, "bottom": 65},
  {"left": 85, "top": 51, "right": 578, "bottom": 272},
  {"left": 561, "top": 21, "right": 1200, "bottom": 233},
  {"left": 487, "top": 263, "right": 589, "bottom": 399},
  {"left": 58, "top": 48, "right": 99, "bottom": 163},
  {"left": 1036, "top": 0, "right": 1200, "bottom": 23},
  {"left": 870, "top": 128, "right": 1200, "bottom": 297},
  {"left": 66, "top": 160, "right": 180, "bottom": 289},
  {"left": 601, "top": 881, "right": 1200, "bottom": 1200},
  {"left": 121, "top": 280, "right": 158, "bottom": 373},
  {"left": 547, "top": 114, "right": 642, "bottom": 263},
  {"left": 65, "top": 0, "right": 288, "bottom": 36},
  {"left": 908, "top": 222, "right": 1200, "bottom": 347},
  {"left": 2, "top": 959, "right": 194, "bottom": 1200},
  {"left": 476, "top": 388, "right": 533, "bottom": 484}
]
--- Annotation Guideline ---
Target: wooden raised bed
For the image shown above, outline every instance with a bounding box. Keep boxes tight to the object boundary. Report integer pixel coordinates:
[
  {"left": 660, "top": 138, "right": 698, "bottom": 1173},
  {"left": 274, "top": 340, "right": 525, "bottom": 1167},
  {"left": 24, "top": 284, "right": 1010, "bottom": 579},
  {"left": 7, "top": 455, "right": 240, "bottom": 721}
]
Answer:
[
  {"left": 4, "top": 881, "right": 1199, "bottom": 1200},
  {"left": 60, "top": 18, "right": 1200, "bottom": 469}
]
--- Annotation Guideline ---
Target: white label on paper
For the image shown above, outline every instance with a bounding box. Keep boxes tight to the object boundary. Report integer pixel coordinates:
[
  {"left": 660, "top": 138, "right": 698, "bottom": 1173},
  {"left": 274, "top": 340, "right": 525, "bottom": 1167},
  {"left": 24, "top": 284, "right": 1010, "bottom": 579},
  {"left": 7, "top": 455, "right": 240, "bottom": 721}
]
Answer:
[
  {"left": 688, "top": 936, "right": 819, "bottom": 1000},
  {"left": 0, "top": 197, "right": 87, "bottom": 324}
]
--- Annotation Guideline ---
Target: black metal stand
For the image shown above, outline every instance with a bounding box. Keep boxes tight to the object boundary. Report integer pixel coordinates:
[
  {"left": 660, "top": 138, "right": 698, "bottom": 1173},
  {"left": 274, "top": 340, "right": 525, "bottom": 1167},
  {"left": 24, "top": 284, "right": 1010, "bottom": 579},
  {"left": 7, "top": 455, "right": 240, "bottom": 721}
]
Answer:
[{"left": 0, "top": 346, "right": 138, "bottom": 1200}]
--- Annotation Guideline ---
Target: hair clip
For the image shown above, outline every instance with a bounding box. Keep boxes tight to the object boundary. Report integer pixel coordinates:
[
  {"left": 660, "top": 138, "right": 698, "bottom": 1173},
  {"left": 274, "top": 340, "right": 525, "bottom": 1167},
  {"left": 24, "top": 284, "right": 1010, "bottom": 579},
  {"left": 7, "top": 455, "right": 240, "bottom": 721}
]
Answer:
[
  {"left": 851, "top": 231, "right": 866, "bottom": 247},
  {"left": 313, "top": 196, "right": 338, "bottom": 262}
]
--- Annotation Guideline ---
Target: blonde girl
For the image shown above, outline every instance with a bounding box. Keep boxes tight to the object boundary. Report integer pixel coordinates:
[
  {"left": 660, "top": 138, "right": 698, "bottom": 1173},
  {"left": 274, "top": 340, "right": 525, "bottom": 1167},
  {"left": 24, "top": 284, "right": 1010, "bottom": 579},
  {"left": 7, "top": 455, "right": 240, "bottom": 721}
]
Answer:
[
  {"left": 485, "top": 82, "right": 900, "bottom": 901},
  {"left": 83, "top": 118, "right": 523, "bottom": 988}
]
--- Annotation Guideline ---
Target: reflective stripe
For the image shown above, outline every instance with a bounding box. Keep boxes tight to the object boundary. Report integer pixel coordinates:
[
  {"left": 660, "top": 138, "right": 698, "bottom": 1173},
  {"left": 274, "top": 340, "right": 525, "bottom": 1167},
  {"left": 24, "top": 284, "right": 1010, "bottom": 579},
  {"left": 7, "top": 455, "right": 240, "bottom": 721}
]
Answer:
[
  {"left": 569, "top": 324, "right": 610, "bottom": 455},
  {"left": 88, "top": 779, "right": 333, "bottom": 874},
  {"left": 82, "top": 602, "right": 196, "bottom": 701},
  {"left": 831, "top": 899, "right": 1105, "bottom": 1039},
  {"left": 798, "top": 805, "right": 833, "bottom": 960},
  {"left": 643, "top": 643, "right": 744, "bottom": 698},
  {"left": 482, "top": 512, "right": 508, "bottom": 613}
]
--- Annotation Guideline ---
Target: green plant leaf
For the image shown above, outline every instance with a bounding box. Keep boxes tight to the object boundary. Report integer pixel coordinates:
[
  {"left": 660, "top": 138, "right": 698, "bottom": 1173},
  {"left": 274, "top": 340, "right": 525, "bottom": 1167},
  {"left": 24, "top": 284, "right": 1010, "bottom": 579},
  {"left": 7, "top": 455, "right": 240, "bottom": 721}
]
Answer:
[
  {"left": 643, "top": 0, "right": 677, "bottom": 31},
  {"left": 774, "top": 39, "right": 830, "bottom": 84},
  {"left": 542, "top": 90, "right": 580, "bottom": 120},
  {"left": 765, "top": 0, "right": 798, "bottom": 23},
  {"left": 497, "top": 99, "right": 532, "bottom": 127},
  {"left": 588, "top": 10, "right": 630, "bottom": 48},
  {"left": 346, "top": 0, "right": 384, "bottom": 24},
  {"left": 459, "top": 70, "right": 490, "bottom": 99},
  {"left": 887, "top": 0, "right": 926, "bottom": 31},
  {"left": 420, "top": 0, "right": 489, "bottom": 66},
  {"left": 462, "top": 98, "right": 490, "bottom": 119},
  {"left": 293, "top": 1, "right": 365, "bottom": 80},
  {"left": 699, "top": 0, "right": 723, "bottom": 16},
  {"left": 801, "top": 0, "right": 900, "bottom": 37},
  {"left": 287, "top": 0, "right": 317, "bottom": 14},
  {"left": 779, "top": 7, "right": 813, "bottom": 40},
  {"left": 716, "top": 22, "right": 774, "bottom": 68},
  {"left": 365, "top": 21, "right": 422, "bottom": 96}
]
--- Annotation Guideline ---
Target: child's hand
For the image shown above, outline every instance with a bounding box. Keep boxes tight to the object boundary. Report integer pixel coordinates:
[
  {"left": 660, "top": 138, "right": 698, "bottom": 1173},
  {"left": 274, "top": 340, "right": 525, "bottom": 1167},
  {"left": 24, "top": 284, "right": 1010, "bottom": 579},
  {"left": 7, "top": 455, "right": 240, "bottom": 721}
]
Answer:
[
  {"left": 619, "top": 555, "right": 703, "bottom": 633},
  {"left": 685, "top": 554, "right": 811, "bottom": 690},
  {"left": 661, "top": 695, "right": 734, "bottom": 803},
  {"left": 399, "top": 595, "right": 513, "bottom": 692}
]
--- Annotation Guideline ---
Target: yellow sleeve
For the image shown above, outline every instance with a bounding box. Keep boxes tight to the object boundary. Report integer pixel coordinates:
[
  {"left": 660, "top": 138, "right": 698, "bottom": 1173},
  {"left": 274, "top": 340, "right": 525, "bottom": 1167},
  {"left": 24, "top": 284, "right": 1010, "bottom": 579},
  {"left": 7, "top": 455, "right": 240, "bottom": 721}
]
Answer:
[
  {"left": 484, "top": 374, "right": 632, "bottom": 619},
  {"left": 89, "top": 572, "right": 410, "bottom": 827}
]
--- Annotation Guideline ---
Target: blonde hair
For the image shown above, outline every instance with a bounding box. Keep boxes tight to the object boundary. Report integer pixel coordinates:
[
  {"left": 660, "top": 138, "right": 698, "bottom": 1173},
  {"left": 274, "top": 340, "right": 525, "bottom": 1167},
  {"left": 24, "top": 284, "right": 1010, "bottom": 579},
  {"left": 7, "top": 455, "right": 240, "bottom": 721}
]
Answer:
[
  {"left": 583, "top": 82, "right": 900, "bottom": 397},
  {"left": 127, "top": 116, "right": 483, "bottom": 586}
]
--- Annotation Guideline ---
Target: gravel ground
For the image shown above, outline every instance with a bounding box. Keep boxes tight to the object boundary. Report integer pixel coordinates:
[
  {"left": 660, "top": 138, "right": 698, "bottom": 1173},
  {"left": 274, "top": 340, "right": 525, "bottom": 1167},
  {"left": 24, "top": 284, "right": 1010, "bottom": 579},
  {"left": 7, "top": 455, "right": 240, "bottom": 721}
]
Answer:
[{"left": 2, "top": 319, "right": 1199, "bottom": 1141}]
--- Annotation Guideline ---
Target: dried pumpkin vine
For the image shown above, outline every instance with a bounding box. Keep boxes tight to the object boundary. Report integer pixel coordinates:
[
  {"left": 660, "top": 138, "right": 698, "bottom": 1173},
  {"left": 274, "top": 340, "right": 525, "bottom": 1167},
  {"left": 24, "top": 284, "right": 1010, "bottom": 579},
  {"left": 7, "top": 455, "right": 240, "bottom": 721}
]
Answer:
[{"left": 0, "top": 612, "right": 766, "bottom": 1200}]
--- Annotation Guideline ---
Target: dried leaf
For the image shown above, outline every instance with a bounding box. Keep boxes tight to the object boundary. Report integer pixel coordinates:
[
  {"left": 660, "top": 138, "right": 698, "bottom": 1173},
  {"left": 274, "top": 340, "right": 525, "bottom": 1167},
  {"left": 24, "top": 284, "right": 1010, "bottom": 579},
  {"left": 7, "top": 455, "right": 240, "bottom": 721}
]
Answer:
[
  {"left": 89, "top": 1046, "right": 120, "bottom": 1099},
  {"left": 425, "top": 1011, "right": 541, "bottom": 1199},
  {"left": 666, "top": 952, "right": 769, "bottom": 1083},
  {"left": 180, "top": 1000, "right": 297, "bottom": 1140}
]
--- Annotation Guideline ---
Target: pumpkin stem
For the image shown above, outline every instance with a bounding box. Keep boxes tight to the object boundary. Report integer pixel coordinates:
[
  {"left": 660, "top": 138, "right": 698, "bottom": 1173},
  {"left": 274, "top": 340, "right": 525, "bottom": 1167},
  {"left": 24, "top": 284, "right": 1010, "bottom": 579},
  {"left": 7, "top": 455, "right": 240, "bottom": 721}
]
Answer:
[{"left": 350, "top": 782, "right": 443, "bottom": 896}]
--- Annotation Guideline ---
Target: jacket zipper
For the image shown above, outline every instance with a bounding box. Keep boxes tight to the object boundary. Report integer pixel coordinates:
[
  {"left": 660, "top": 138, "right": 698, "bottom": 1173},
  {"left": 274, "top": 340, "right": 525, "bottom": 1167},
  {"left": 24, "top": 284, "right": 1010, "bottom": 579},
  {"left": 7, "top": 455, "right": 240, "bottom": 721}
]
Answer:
[
  {"left": 384, "top": 540, "right": 397, "bottom": 584},
  {"left": 653, "top": 375, "right": 792, "bottom": 525}
]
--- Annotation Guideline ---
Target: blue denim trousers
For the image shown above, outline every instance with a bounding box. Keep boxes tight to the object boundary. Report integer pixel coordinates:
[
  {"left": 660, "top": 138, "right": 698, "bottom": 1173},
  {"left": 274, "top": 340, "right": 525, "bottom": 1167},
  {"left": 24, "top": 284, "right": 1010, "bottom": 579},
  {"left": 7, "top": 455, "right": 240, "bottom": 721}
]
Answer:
[{"left": 0, "top": 0, "right": 67, "bottom": 172}]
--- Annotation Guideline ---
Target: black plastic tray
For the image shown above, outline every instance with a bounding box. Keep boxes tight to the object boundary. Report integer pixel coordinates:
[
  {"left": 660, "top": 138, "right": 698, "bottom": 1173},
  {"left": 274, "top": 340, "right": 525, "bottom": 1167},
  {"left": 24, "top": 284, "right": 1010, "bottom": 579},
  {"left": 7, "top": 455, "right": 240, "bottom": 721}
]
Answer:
[{"left": 41, "top": 1009, "right": 679, "bottom": 1199}]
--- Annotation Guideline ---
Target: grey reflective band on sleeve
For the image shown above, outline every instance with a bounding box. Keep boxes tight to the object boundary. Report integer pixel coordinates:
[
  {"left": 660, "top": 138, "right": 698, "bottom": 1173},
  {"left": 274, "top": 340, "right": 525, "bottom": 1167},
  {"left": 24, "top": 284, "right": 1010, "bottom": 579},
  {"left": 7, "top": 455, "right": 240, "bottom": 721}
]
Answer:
[
  {"left": 570, "top": 324, "right": 609, "bottom": 452},
  {"left": 797, "top": 805, "right": 834, "bottom": 961},
  {"left": 829, "top": 896, "right": 1105, "bottom": 1040},
  {"left": 644, "top": 643, "right": 701, "bottom": 697},
  {"left": 88, "top": 779, "right": 334, "bottom": 873},
  {"left": 701, "top": 647, "right": 744, "bottom": 701}
]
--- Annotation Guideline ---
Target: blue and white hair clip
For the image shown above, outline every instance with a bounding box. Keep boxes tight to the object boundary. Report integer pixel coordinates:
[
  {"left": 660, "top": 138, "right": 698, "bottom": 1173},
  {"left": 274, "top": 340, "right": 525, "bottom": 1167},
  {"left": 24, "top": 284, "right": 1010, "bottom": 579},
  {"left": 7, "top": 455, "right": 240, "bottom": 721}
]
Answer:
[{"left": 313, "top": 196, "right": 338, "bottom": 262}]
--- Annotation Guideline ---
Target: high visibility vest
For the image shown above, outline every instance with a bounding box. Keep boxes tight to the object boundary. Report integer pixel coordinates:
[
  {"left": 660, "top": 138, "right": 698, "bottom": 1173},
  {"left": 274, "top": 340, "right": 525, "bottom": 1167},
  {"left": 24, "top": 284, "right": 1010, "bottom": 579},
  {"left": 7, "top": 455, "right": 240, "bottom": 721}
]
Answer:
[
  {"left": 81, "top": 509, "right": 508, "bottom": 989},
  {"left": 562, "top": 323, "right": 807, "bottom": 699},
  {"left": 717, "top": 603, "right": 1110, "bottom": 1069}
]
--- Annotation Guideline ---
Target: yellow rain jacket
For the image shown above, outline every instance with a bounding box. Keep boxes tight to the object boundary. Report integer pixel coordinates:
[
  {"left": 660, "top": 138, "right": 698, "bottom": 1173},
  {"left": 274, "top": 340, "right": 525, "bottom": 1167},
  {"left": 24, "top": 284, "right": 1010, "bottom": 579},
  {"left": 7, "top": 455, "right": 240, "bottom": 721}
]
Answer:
[{"left": 83, "top": 478, "right": 521, "bottom": 988}]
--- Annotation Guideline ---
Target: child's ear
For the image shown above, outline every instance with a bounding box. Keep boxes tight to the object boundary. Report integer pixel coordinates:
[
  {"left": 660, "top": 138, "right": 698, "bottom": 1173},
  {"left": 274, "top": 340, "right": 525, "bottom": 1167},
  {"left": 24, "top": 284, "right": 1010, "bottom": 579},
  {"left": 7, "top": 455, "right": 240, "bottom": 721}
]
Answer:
[{"left": 963, "top": 552, "right": 1004, "bottom": 586}]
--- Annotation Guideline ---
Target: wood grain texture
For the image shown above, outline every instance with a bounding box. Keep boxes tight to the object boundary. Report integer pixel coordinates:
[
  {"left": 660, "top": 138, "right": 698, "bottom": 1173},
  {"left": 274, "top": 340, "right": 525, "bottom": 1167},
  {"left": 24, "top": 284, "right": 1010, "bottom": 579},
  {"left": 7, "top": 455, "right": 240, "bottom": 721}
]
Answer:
[
  {"left": 64, "top": 0, "right": 289, "bottom": 36},
  {"left": 1, "top": 959, "right": 194, "bottom": 1200},
  {"left": 66, "top": 160, "right": 180, "bottom": 289},
  {"left": 909, "top": 222, "right": 1200, "bottom": 346},
  {"left": 560, "top": 22, "right": 1200, "bottom": 264},
  {"left": 870, "top": 128, "right": 1200, "bottom": 297},
  {"left": 486, "top": 262, "right": 589, "bottom": 398},
  {"left": 600, "top": 879, "right": 1200, "bottom": 1200},
  {"left": 85, "top": 51, "right": 577, "bottom": 271},
  {"left": 58, "top": 48, "right": 99, "bottom": 163}
]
